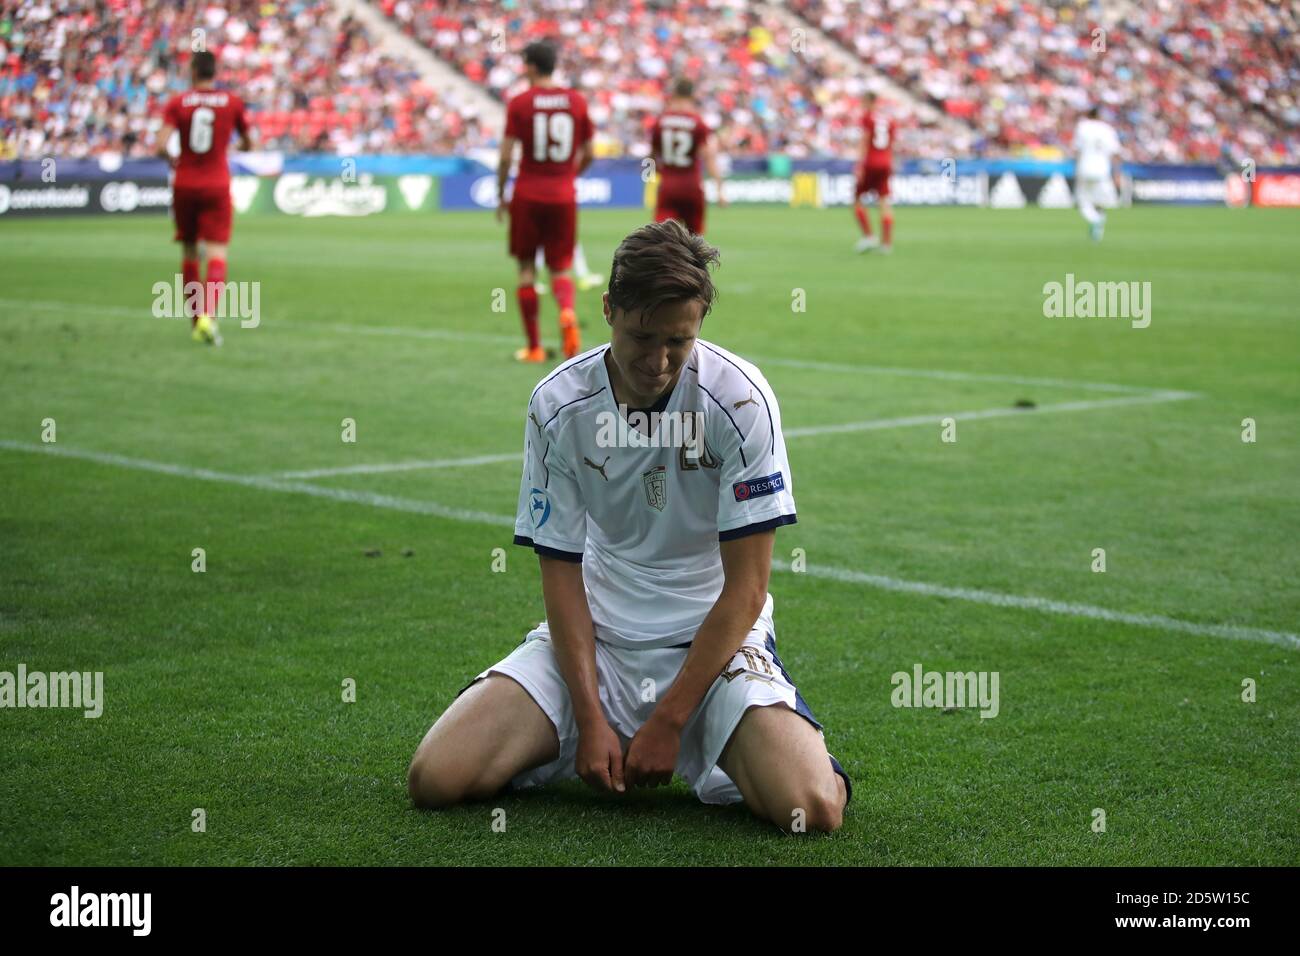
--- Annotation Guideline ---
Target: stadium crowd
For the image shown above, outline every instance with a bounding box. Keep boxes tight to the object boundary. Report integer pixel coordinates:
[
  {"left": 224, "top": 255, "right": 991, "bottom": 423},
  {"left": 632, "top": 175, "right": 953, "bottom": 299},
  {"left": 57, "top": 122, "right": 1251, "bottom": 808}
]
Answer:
[
  {"left": 376, "top": 0, "right": 967, "bottom": 161},
  {"left": 789, "top": 0, "right": 1298, "bottom": 164},
  {"left": 0, "top": 0, "right": 491, "bottom": 159},
  {"left": 1127, "top": 0, "right": 1298, "bottom": 131},
  {"left": 1, "top": 0, "right": 1295, "bottom": 163}
]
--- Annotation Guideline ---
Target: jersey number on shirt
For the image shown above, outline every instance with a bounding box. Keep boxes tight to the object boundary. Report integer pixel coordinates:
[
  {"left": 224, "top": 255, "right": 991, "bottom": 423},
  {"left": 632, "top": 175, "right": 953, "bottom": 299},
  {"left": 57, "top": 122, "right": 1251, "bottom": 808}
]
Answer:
[
  {"left": 532, "top": 111, "right": 575, "bottom": 162},
  {"left": 189, "top": 107, "right": 215, "bottom": 154},
  {"left": 660, "top": 129, "right": 694, "bottom": 167},
  {"left": 872, "top": 118, "right": 890, "bottom": 150}
]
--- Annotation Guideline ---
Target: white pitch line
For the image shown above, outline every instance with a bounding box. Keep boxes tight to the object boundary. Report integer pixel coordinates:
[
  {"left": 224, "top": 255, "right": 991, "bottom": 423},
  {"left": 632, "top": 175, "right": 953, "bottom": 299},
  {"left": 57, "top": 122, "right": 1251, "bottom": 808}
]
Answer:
[
  {"left": 754, "top": 356, "right": 1174, "bottom": 395},
  {"left": 0, "top": 298, "right": 144, "bottom": 319},
  {"left": 0, "top": 441, "right": 512, "bottom": 528},
  {"left": 0, "top": 299, "right": 520, "bottom": 346},
  {"left": 314, "top": 325, "right": 1180, "bottom": 397},
  {"left": 2, "top": 297, "right": 1185, "bottom": 397},
  {"left": 3, "top": 439, "right": 1294, "bottom": 650},
  {"left": 287, "top": 391, "right": 1198, "bottom": 478},
  {"left": 273, "top": 452, "right": 524, "bottom": 479},
  {"left": 315, "top": 322, "right": 520, "bottom": 347},
  {"left": 784, "top": 390, "right": 1198, "bottom": 439},
  {"left": 784, "top": 562, "right": 1300, "bottom": 650}
]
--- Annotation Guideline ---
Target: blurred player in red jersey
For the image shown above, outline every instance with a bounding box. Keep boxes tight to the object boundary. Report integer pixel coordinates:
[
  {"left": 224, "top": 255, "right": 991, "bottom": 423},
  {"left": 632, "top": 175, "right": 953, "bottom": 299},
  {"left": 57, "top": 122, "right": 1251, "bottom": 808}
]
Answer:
[
  {"left": 155, "top": 50, "right": 252, "bottom": 346},
  {"left": 650, "top": 78, "right": 725, "bottom": 235},
  {"left": 853, "top": 92, "right": 895, "bottom": 255},
  {"left": 496, "top": 41, "right": 594, "bottom": 363}
]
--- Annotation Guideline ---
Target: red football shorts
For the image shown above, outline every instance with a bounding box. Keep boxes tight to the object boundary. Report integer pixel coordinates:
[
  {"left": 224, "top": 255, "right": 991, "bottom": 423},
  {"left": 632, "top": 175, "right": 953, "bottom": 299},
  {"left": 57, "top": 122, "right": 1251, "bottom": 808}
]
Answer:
[
  {"left": 855, "top": 166, "right": 892, "bottom": 200},
  {"left": 509, "top": 197, "right": 576, "bottom": 271},
  {"left": 654, "top": 187, "right": 706, "bottom": 235},
  {"left": 173, "top": 185, "right": 233, "bottom": 244}
]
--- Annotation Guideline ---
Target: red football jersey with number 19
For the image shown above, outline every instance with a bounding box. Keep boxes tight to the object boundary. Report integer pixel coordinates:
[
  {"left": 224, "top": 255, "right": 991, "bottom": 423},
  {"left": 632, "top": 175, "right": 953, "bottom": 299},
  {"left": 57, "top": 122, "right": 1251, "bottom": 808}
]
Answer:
[
  {"left": 506, "top": 87, "right": 593, "bottom": 204},
  {"left": 163, "top": 90, "right": 248, "bottom": 192},
  {"left": 861, "top": 112, "right": 896, "bottom": 169}
]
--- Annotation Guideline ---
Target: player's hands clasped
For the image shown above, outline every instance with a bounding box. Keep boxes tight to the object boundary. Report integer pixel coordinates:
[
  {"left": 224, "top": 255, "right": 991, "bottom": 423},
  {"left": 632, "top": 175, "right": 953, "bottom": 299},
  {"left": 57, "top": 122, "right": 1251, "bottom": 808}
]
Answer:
[
  {"left": 575, "top": 720, "right": 627, "bottom": 794},
  {"left": 624, "top": 713, "right": 681, "bottom": 789}
]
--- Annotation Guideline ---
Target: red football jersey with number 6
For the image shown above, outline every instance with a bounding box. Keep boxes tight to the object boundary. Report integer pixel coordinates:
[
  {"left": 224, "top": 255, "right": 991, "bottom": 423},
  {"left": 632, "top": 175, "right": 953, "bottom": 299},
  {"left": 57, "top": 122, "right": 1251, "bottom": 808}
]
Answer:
[
  {"left": 163, "top": 89, "right": 248, "bottom": 191},
  {"left": 861, "top": 112, "right": 896, "bottom": 169},
  {"left": 506, "top": 86, "right": 593, "bottom": 203}
]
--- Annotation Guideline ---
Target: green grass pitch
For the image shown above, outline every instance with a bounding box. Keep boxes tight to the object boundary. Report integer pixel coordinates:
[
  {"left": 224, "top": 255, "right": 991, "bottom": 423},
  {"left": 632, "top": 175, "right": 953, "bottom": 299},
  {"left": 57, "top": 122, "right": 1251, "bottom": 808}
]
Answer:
[{"left": 1, "top": 204, "right": 1296, "bottom": 865}]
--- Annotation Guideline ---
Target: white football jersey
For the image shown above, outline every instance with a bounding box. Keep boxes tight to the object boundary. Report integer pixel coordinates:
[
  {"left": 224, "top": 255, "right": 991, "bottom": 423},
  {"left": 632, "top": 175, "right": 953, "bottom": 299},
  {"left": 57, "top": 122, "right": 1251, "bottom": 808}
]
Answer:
[
  {"left": 514, "top": 340, "right": 797, "bottom": 649},
  {"left": 1074, "top": 117, "right": 1120, "bottom": 181}
]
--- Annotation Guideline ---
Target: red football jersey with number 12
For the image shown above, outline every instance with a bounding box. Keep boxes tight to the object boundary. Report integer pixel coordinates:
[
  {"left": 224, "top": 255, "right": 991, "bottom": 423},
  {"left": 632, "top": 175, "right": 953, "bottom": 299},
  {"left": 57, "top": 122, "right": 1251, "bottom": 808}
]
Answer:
[
  {"left": 506, "top": 87, "right": 593, "bottom": 204},
  {"left": 163, "top": 89, "right": 248, "bottom": 192},
  {"left": 651, "top": 110, "right": 710, "bottom": 194},
  {"left": 861, "top": 112, "right": 896, "bottom": 169}
]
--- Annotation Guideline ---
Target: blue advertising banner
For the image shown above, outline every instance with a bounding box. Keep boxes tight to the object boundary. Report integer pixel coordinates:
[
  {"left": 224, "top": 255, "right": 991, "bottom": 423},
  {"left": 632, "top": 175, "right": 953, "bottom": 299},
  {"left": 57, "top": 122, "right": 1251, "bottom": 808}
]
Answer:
[
  {"left": 1124, "top": 163, "right": 1227, "bottom": 205},
  {"left": 8, "top": 155, "right": 1289, "bottom": 208},
  {"left": 0, "top": 158, "right": 170, "bottom": 182},
  {"left": 276, "top": 155, "right": 473, "bottom": 176},
  {"left": 440, "top": 172, "right": 647, "bottom": 210}
]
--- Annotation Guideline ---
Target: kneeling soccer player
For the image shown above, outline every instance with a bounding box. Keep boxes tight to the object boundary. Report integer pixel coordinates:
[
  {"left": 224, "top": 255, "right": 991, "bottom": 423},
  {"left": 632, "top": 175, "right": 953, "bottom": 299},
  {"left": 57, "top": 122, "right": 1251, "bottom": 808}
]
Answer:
[{"left": 408, "top": 220, "right": 851, "bottom": 833}]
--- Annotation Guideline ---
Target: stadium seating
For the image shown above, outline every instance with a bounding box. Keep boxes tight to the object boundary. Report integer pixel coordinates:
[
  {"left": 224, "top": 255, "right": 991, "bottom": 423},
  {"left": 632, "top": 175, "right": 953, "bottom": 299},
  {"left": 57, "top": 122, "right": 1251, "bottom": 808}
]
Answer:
[
  {"left": 0, "top": 0, "right": 491, "bottom": 158},
  {"left": 1, "top": 0, "right": 1295, "bottom": 162},
  {"left": 788, "top": 0, "right": 1298, "bottom": 163},
  {"left": 376, "top": 0, "right": 968, "bottom": 160}
]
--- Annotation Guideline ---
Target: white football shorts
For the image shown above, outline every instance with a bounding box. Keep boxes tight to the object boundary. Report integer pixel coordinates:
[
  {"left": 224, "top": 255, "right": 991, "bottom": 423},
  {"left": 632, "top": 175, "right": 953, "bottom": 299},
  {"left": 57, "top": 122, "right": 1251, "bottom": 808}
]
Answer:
[
  {"left": 1076, "top": 175, "right": 1116, "bottom": 212},
  {"left": 462, "top": 622, "right": 849, "bottom": 805}
]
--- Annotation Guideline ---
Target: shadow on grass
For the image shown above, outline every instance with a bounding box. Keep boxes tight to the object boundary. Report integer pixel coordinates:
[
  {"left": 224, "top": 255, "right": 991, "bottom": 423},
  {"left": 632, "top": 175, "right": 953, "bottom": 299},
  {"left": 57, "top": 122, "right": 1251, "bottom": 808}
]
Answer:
[{"left": 406, "top": 778, "right": 783, "bottom": 836}]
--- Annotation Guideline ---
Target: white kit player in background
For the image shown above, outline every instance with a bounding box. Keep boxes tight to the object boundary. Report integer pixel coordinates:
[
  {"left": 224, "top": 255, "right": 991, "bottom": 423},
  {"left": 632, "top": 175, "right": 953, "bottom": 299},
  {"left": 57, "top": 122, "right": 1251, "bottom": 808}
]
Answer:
[
  {"left": 407, "top": 220, "right": 851, "bottom": 833},
  {"left": 1074, "top": 105, "right": 1123, "bottom": 241}
]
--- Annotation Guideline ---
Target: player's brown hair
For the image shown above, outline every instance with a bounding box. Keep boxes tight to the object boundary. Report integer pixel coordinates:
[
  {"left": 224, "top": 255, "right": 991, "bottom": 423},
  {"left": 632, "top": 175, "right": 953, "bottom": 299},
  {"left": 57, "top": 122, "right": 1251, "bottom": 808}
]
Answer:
[
  {"left": 608, "top": 220, "right": 720, "bottom": 325},
  {"left": 672, "top": 78, "right": 694, "bottom": 99},
  {"left": 523, "top": 41, "right": 557, "bottom": 76},
  {"left": 192, "top": 50, "right": 217, "bottom": 80}
]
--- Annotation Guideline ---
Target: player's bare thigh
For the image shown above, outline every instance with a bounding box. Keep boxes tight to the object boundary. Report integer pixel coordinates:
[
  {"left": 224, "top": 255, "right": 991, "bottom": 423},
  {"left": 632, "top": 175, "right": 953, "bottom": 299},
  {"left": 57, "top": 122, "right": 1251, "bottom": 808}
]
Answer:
[
  {"left": 408, "top": 673, "right": 559, "bottom": 808},
  {"left": 717, "top": 702, "right": 846, "bottom": 833}
]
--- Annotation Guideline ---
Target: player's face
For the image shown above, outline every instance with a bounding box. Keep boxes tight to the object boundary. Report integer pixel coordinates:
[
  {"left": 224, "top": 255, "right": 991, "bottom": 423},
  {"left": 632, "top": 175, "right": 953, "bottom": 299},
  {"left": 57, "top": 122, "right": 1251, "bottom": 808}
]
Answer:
[{"left": 604, "top": 293, "right": 703, "bottom": 407}]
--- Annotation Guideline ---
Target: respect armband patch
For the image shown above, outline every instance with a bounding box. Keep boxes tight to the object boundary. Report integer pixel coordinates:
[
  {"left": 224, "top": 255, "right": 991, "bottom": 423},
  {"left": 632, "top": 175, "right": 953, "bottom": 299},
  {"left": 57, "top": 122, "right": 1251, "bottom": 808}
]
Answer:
[{"left": 733, "top": 472, "right": 785, "bottom": 502}]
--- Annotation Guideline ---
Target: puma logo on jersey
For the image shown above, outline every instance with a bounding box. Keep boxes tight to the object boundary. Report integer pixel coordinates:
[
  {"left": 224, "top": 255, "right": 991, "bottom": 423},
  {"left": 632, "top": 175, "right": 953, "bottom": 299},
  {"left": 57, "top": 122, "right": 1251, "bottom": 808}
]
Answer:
[
  {"left": 529, "top": 411, "right": 543, "bottom": 433},
  {"left": 733, "top": 389, "right": 759, "bottom": 410},
  {"left": 583, "top": 455, "right": 610, "bottom": 480}
]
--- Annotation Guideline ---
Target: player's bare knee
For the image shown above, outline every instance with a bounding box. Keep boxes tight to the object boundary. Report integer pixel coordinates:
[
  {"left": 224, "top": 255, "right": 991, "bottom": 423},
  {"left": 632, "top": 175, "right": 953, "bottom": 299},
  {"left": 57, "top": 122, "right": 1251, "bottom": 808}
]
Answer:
[
  {"left": 780, "top": 789, "right": 842, "bottom": 834},
  {"left": 772, "top": 774, "right": 844, "bottom": 833},
  {"left": 805, "top": 788, "right": 844, "bottom": 833},
  {"left": 408, "top": 731, "right": 513, "bottom": 808},
  {"left": 407, "top": 753, "right": 440, "bottom": 808},
  {"left": 407, "top": 744, "right": 467, "bottom": 809}
]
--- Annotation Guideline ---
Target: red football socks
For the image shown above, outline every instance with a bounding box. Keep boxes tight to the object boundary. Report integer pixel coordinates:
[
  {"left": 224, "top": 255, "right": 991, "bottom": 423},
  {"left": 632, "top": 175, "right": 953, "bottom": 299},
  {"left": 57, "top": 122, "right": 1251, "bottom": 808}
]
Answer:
[
  {"left": 518, "top": 284, "right": 541, "bottom": 350},
  {"left": 205, "top": 257, "right": 227, "bottom": 317},
  {"left": 182, "top": 258, "right": 200, "bottom": 325},
  {"left": 854, "top": 206, "right": 872, "bottom": 236},
  {"left": 882, "top": 215, "right": 894, "bottom": 246},
  {"left": 552, "top": 274, "right": 576, "bottom": 312}
]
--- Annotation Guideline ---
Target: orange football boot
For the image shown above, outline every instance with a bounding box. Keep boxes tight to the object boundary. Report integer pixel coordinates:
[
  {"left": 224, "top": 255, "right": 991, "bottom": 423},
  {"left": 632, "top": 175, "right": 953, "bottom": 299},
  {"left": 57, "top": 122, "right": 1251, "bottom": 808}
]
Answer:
[
  {"left": 560, "top": 308, "right": 581, "bottom": 359},
  {"left": 514, "top": 346, "right": 548, "bottom": 363}
]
